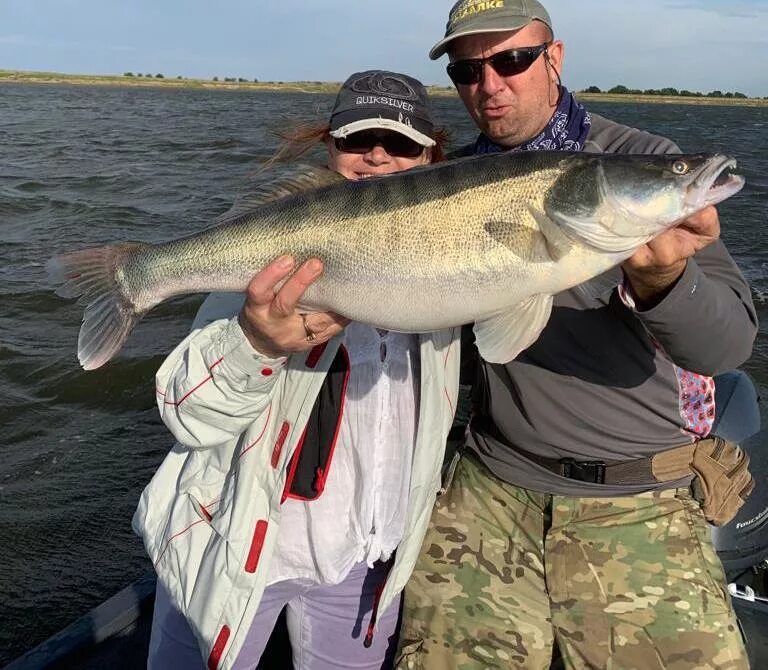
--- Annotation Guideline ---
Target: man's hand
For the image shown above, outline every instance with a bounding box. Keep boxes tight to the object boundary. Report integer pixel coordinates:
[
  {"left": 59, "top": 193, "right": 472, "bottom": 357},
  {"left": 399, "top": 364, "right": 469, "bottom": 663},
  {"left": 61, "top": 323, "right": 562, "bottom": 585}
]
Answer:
[
  {"left": 622, "top": 206, "right": 721, "bottom": 307},
  {"left": 238, "top": 255, "right": 350, "bottom": 358}
]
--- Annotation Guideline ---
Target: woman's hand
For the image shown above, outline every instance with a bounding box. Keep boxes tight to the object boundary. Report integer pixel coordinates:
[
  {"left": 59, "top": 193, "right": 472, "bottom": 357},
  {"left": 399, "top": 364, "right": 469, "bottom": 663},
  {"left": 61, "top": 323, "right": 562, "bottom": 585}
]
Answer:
[{"left": 237, "top": 255, "right": 350, "bottom": 358}]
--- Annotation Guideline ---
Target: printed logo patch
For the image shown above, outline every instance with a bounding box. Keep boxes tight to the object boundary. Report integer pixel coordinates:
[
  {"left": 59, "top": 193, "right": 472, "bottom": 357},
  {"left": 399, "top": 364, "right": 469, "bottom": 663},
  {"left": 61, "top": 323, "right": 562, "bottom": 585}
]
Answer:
[
  {"left": 450, "top": 0, "right": 506, "bottom": 27},
  {"left": 354, "top": 96, "right": 415, "bottom": 113},
  {"left": 349, "top": 72, "right": 418, "bottom": 101}
]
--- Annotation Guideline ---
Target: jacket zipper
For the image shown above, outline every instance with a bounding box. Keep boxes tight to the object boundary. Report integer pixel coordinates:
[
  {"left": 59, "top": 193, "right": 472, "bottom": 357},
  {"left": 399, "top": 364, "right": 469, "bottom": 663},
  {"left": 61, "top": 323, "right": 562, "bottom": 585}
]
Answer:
[
  {"left": 310, "top": 345, "right": 350, "bottom": 497},
  {"left": 280, "top": 426, "right": 308, "bottom": 503}
]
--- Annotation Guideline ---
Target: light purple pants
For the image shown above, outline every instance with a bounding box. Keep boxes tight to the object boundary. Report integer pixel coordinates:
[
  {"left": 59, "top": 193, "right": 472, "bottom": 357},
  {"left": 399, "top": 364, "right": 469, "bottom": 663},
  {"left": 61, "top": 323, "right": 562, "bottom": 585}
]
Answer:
[{"left": 147, "top": 560, "right": 401, "bottom": 670}]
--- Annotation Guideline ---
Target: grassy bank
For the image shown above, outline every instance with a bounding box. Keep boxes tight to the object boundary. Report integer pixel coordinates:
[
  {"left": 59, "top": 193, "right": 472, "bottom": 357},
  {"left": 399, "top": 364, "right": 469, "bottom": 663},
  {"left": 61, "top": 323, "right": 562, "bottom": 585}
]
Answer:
[
  {"left": 0, "top": 69, "right": 345, "bottom": 93},
  {"left": 575, "top": 92, "right": 768, "bottom": 108},
  {"left": 2, "top": 69, "right": 766, "bottom": 107}
]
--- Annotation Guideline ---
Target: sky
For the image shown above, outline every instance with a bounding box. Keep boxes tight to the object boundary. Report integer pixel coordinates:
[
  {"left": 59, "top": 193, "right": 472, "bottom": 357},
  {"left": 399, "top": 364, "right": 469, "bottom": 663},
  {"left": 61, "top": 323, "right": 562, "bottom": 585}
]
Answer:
[{"left": 1, "top": 0, "right": 767, "bottom": 97}]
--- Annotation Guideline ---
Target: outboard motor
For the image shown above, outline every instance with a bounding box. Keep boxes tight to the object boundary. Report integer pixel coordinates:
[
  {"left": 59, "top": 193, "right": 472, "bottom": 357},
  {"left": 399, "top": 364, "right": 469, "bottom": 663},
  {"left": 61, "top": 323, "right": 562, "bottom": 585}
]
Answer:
[{"left": 709, "top": 371, "right": 768, "bottom": 667}]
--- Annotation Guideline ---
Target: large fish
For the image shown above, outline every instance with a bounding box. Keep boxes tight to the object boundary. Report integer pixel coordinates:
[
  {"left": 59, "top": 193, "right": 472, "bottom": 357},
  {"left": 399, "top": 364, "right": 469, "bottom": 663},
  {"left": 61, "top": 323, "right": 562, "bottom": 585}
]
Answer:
[{"left": 48, "top": 151, "right": 744, "bottom": 370}]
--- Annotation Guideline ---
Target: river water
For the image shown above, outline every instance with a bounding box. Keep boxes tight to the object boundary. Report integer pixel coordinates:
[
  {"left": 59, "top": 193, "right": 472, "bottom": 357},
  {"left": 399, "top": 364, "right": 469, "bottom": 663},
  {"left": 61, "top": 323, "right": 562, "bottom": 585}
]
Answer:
[{"left": 0, "top": 83, "right": 766, "bottom": 662}]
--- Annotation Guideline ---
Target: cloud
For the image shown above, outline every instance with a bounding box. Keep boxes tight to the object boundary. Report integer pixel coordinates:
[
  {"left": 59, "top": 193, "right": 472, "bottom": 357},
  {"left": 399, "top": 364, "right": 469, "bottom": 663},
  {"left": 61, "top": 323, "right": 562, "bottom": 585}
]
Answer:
[
  {"left": 0, "top": 34, "right": 32, "bottom": 45},
  {"left": 665, "top": 0, "right": 768, "bottom": 17},
  {"left": 549, "top": 0, "right": 768, "bottom": 96},
  {"left": 0, "top": 33, "right": 136, "bottom": 54}
]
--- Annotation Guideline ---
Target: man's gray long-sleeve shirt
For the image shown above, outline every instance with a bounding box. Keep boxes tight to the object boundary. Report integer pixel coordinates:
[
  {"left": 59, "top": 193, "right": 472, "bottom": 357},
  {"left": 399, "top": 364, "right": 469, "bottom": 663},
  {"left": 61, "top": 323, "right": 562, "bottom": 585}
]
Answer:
[{"left": 466, "top": 113, "right": 758, "bottom": 496}]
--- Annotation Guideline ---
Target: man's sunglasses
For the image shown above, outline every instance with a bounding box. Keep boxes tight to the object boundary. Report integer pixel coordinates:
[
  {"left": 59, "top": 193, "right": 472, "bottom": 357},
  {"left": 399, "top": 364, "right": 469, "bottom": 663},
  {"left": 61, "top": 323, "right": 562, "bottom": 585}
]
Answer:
[
  {"left": 446, "top": 43, "right": 550, "bottom": 86},
  {"left": 334, "top": 130, "right": 425, "bottom": 158}
]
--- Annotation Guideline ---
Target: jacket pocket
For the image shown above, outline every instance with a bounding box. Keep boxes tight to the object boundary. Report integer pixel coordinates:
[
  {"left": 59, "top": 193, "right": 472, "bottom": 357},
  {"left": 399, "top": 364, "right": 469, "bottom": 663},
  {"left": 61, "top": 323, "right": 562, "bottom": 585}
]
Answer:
[
  {"left": 153, "top": 480, "right": 227, "bottom": 611},
  {"left": 188, "top": 487, "right": 224, "bottom": 524}
]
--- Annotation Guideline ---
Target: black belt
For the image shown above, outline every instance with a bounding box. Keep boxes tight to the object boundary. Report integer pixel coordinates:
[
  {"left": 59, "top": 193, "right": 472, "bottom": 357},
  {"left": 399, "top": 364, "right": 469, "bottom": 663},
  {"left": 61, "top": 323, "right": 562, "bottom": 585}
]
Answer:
[
  {"left": 471, "top": 415, "right": 674, "bottom": 486},
  {"left": 517, "top": 450, "right": 661, "bottom": 485}
]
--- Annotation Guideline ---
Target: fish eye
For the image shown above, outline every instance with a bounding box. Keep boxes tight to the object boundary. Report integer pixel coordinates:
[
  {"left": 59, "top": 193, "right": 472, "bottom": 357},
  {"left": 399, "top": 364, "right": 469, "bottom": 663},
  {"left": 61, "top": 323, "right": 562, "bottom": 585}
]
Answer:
[{"left": 671, "top": 160, "right": 689, "bottom": 175}]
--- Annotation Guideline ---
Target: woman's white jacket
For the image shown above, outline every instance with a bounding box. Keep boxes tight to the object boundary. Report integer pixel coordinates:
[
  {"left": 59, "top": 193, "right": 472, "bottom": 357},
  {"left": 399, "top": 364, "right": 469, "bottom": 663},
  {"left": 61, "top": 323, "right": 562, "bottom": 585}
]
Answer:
[{"left": 133, "top": 293, "right": 461, "bottom": 670}]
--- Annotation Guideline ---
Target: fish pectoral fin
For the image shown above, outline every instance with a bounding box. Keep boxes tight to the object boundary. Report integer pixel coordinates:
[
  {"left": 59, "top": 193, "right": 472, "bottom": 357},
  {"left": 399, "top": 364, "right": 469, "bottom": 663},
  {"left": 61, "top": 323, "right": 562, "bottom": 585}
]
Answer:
[
  {"left": 526, "top": 205, "right": 573, "bottom": 261},
  {"left": 483, "top": 219, "right": 552, "bottom": 264},
  {"left": 484, "top": 209, "right": 572, "bottom": 264},
  {"left": 473, "top": 294, "right": 553, "bottom": 364},
  {"left": 215, "top": 164, "right": 347, "bottom": 222}
]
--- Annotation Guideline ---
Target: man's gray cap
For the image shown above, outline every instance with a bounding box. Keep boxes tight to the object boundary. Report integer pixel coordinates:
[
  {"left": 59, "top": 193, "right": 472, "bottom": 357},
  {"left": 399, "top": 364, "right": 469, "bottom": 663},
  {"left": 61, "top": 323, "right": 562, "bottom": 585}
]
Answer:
[{"left": 429, "top": 0, "right": 553, "bottom": 60}]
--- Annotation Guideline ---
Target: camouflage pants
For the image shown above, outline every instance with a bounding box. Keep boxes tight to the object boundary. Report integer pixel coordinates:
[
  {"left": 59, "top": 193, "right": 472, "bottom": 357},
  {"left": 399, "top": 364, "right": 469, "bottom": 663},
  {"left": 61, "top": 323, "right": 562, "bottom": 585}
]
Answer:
[{"left": 396, "top": 453, "right": 748, "bottom": 670}]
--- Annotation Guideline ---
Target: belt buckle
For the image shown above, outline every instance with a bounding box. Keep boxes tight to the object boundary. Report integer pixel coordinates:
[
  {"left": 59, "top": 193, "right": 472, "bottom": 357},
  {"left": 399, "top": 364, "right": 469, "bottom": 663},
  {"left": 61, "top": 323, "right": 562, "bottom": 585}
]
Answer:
[{"left": 559, "top": 458, "right": 607, "bottom": 484}]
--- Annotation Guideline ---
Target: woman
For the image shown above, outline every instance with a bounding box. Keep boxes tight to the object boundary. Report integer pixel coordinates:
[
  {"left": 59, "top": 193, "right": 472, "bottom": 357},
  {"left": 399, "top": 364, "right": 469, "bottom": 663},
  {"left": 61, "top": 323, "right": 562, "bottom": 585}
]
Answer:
[{"left": 135, "top": 70, "right": 460, "bottom": 670}]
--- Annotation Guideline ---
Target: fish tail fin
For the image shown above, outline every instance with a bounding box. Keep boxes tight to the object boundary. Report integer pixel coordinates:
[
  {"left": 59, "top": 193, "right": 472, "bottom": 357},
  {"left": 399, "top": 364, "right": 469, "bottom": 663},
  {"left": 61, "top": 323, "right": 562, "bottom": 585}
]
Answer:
[{"left": 47, "top": 243, "right": 149, "bottom": 370}]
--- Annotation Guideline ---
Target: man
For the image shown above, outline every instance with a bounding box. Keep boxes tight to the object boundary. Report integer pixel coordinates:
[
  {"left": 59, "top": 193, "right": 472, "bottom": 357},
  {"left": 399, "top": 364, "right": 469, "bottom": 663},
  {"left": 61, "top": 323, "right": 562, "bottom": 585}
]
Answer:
[{"left": 396, "top": 1, "right": 758, "bottom": 669}]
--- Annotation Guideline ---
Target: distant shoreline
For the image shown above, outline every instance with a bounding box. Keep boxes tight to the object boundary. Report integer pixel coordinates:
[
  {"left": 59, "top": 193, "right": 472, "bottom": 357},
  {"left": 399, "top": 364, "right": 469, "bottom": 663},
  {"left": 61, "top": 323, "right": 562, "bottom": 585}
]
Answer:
[
  {"left": 0, "top": 69, "right": 348, "bottom": 94},
  {"left": 2, "top": 69, "right": 767, "bottom": 107}
]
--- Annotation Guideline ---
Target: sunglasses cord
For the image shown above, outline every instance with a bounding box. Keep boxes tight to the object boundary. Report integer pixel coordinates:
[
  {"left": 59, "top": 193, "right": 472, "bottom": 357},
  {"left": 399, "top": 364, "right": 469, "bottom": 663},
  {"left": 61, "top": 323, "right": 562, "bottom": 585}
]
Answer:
[{"left": 545, "top": 49, "right": 562, "bottom": 107}]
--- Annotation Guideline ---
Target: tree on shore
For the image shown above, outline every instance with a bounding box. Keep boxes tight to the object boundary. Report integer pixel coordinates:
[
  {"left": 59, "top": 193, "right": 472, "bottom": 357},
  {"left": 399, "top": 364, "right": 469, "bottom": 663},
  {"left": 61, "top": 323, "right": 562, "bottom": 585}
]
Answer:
[
  {"left": 123, "top": 72, "right": 134, "bottom": 77},
  {"left": 583, "top": 85, "right": 753, "bottom": 99}
]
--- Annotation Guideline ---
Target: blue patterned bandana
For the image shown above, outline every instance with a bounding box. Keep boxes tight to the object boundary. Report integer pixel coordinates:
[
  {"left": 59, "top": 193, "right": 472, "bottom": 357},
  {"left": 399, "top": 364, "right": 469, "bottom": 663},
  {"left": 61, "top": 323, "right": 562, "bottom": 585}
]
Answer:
[{"left": 474, "top": 86, "right": 591, "bottom": 154}]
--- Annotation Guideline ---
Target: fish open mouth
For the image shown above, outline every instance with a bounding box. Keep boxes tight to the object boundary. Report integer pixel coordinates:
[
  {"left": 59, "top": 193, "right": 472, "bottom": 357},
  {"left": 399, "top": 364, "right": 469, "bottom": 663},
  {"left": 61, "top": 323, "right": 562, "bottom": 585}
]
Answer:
[{"left": 695, "top": 156, "right": 746, "bottom": 208}]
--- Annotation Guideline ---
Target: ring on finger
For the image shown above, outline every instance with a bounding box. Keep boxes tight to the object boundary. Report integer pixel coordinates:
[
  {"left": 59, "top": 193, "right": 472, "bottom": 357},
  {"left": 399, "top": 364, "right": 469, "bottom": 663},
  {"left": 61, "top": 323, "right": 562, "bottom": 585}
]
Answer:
[{"left": 301, "top": 314, "right": 317, "bottom": 342}]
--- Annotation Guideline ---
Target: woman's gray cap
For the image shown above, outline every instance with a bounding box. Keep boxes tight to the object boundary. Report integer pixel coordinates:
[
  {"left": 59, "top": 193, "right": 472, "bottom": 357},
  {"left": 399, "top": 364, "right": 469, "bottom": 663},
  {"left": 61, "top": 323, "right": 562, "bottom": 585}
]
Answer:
[
  {"left": 329, "top": 70, "right": 436, "bottom": 147},
  {"left": 429, "top": 0, "right": 553, "bottom": 60}
]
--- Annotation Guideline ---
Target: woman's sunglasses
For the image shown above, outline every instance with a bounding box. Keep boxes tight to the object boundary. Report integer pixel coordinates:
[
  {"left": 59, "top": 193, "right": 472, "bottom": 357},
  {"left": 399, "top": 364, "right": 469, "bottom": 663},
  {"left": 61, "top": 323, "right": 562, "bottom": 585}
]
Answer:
[
  {"left": 334, "top": 130, "right": 426, "bottom": 158},
  {"left": 446, "top": 43, "right": 550, "bottom": 86}
]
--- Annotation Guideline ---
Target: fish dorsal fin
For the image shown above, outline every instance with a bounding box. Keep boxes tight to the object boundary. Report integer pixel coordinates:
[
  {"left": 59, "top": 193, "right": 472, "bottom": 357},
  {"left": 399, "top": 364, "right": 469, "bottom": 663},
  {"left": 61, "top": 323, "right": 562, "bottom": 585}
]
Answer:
[
  {"left": 526, "top": 204, "right": 573, "bottom": 261},
  {"left": 473, "top": 293, "right": 553, "bottom": 364},
  {"left": 216, "top": 164, "right": 346, "bottom": 222}
]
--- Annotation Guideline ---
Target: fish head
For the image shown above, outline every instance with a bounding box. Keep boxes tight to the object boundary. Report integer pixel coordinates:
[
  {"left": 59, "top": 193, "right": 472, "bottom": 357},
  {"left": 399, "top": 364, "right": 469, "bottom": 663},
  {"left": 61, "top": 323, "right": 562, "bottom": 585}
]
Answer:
[
  {"left": 544, "top": 153, "right": 745, "bottom": 254},
  {"left": 598, "top": 153, "right": 745, "bottom": 227}
]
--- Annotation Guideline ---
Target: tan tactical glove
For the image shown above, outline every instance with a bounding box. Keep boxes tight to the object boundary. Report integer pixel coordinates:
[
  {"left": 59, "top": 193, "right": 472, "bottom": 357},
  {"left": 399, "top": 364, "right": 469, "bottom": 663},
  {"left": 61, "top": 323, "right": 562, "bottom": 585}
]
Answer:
[{"left": 690, "top": 436, "right": 754, "bottom": 527}]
